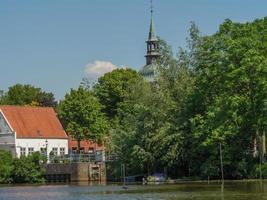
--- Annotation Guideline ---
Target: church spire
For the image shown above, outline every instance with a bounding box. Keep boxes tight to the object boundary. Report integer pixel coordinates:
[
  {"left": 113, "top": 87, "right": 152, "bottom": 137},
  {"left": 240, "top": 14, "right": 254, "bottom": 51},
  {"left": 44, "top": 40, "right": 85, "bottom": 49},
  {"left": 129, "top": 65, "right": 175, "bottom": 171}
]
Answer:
[
  {"left": 148, "top": 0, "right": 156, "bottom": 41},
  {"left": 139, "top": 0, "right": 160, "bottom": 82},
  {"left": 145, "top": 0, "right": 160, "bottom": 65}
]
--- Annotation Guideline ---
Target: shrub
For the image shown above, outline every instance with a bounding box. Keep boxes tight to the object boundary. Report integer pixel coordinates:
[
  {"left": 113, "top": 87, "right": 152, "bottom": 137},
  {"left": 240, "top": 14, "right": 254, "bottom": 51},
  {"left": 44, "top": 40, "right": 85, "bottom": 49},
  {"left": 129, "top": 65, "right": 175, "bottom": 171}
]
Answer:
[
  {"left": 255, "top": 163, "right": 267, "bottom": 179},
  {"left": 0, "top": 150, "right": 14, "bottom": 183}
]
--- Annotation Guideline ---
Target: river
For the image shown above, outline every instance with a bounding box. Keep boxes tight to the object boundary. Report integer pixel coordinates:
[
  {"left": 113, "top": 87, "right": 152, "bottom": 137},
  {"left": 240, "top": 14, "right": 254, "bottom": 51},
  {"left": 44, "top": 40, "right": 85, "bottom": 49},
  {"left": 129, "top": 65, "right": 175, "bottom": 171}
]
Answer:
[{"left": 0, "top": 180, "right": 267, "bottom": 200}]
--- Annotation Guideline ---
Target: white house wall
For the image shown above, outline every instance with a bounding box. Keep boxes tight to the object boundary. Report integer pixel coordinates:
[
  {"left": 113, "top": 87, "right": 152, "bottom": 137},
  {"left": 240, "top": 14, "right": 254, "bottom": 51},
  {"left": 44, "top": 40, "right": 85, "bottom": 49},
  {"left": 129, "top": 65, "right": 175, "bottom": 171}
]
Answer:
[{"left": 15, "top": 138, "right": 68, "bottom": 158}]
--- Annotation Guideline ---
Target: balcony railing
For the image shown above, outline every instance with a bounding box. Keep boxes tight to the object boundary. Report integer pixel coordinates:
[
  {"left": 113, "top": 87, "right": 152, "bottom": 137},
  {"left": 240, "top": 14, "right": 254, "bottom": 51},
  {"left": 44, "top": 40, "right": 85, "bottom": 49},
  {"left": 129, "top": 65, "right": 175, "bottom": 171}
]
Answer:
[{"left": 49, "top": 151, "right": 105, "bottom": 163}]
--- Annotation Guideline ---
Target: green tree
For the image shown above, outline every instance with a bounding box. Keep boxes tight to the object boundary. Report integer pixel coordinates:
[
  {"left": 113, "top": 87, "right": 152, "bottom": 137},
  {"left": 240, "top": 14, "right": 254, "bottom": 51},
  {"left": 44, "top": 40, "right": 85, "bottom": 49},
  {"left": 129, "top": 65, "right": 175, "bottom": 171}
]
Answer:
[
  {"left": 57, "top": 87, "right": 109, "bottom": 151},
  {"left": 0, "top": 84, "right": 57, "bottom": 107},
  {"left": 190, "top": 17, "right": 267, "bottom": 178},
  {"left": 94, "top": 68, "right": 143, "bottom": 119}
]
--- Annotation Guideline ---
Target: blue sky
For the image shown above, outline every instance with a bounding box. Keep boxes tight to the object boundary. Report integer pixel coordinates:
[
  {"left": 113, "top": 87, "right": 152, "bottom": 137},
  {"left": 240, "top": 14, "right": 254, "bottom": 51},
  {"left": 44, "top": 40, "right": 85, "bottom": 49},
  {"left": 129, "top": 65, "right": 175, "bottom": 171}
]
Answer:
[{"left": 1, "top": 0, "right": 266, "bottom": 100}]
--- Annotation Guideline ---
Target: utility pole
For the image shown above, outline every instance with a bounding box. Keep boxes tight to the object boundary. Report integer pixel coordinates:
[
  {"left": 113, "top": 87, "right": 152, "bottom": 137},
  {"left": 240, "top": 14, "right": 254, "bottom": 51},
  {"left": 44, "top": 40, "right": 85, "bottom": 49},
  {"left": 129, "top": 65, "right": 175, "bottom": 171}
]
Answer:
[{"left": 219, "top": 142, "right": 224, "bottom": 183}]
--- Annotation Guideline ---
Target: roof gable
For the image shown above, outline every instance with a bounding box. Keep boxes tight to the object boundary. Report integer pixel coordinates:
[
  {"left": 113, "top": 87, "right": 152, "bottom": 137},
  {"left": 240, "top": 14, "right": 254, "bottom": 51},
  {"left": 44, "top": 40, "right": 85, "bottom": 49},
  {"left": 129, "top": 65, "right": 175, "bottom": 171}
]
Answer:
[{"left": 0, "top": 106, "right": 68, "bottom": 139}]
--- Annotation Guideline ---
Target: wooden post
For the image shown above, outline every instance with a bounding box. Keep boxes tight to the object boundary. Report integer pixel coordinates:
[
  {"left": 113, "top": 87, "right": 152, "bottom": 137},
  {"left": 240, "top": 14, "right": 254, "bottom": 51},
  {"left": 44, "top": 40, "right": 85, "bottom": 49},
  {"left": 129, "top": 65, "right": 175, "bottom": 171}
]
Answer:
[
  {"left": 219, "top": 143, "right": 224, "bottom": 183},
  {"left": 122, "top": 164, "right": 126, "bottom": 185}
]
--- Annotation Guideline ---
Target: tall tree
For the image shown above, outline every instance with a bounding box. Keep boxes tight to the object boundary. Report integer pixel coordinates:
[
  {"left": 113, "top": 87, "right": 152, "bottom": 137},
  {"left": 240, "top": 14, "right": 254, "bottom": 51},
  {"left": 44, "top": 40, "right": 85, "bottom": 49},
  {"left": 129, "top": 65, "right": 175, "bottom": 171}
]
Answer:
[
  {"left": 94, "top": 68, "right": 143, "bottom": 119},
  {"left": 190, "top": 17, "right": 267, "bottom": 178},
  {"left": 57, "top": 87, "right": 109, "bottom": 151}
]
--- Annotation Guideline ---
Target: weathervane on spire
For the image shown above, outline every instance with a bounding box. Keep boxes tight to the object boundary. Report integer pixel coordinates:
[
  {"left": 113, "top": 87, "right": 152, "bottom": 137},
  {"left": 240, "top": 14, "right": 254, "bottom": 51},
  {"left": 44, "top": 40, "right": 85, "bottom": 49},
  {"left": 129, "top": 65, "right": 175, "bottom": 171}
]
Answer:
[{"left": 150, "top": 0, "right": 153, "bottom": 15}]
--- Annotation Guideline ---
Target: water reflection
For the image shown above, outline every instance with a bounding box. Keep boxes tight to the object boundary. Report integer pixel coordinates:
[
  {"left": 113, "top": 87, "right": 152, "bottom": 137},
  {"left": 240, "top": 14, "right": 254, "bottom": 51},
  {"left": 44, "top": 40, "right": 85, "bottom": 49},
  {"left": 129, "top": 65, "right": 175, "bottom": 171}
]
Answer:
[{"left": 1, "top": 181, "right": 267, "bottom": 200}]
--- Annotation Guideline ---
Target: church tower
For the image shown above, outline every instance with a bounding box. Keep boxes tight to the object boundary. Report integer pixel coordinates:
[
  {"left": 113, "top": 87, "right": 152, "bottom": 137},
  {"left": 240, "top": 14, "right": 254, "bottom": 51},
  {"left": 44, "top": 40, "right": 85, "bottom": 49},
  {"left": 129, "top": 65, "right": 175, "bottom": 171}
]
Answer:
[{"left": 139, "top": 0, "right": 160, "bottom": 82}]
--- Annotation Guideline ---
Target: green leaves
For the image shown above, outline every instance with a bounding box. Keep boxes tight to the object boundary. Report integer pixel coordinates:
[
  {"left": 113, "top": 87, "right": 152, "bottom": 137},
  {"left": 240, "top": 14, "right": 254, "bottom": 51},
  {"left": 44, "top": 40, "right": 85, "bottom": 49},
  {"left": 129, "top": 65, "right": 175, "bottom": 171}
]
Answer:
[
  {"left": 0, "top": 84, "right": 57, "bottom": 107},
  {"left": 94, "top": 68, "right": 142, "bottom": 119},
  {"left": 0, "top": 150, "right": 46, "bottom": 184},
  {"left": 57, "top": 87, "right": 109, "bottom": 143}
]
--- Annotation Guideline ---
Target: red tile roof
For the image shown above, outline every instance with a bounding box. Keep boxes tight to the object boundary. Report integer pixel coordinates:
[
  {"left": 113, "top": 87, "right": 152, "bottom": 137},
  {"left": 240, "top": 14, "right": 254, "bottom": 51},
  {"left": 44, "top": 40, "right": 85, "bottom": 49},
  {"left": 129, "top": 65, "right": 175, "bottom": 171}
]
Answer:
[
  {"left": 0, "top": 106, "right": 68, "bottom": 139},
  {"left": 68, "top": 138, "right": 104, "bottom": 151}
]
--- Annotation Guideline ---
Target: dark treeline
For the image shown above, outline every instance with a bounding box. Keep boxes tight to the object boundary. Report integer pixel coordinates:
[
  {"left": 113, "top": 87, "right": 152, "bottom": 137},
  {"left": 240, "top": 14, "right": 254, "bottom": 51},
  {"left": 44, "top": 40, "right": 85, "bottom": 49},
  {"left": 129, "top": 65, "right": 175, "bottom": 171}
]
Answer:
[{"left": 1, "top": 17, "right": 267, "bottom": 180}]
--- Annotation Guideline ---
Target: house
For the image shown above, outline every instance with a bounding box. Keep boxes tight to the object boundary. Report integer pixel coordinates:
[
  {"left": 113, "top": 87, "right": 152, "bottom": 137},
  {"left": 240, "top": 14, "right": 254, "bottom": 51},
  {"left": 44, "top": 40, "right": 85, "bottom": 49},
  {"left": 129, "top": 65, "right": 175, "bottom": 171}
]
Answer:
[
  {"left": 0, "top": 105, "right": 68, "bottom": 158},
  {"left": 68, "top": 138, "right": 103, "bottom": 154},
  {"left": 69, "top": 138, "right": 105, "bottom": 162}
]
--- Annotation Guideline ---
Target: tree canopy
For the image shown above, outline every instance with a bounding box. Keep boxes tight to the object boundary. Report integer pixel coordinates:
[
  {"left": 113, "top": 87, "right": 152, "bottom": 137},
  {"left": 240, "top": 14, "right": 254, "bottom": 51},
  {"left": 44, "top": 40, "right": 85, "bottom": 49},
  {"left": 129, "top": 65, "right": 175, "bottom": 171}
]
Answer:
[
  {"left": 93, "top": 68, "right": 143, "bottom": 119},
  {"left": 107, "top": 17, "right": 267, "bottom": 179},
  {"left": 57, "top": 87, "right": 109, "bottom": 149},
  {"left": 0, "top": 84, "right": 57, "bottom": 107}
]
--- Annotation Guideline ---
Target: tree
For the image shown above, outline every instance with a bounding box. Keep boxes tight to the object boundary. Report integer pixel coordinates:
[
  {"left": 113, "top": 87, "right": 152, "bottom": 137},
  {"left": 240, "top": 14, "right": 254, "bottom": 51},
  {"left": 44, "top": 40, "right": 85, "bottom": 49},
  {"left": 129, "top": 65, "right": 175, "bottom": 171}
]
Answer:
[
  {"left": 94, "top": 68, "right": 143, "bottom": 119},
  {"left": 0, "top": 84, "right": 57, "bottom": 107},
  {"left": 37, "top": 91, "right": 57, "bottom": 107},
  {"left": 57, "top": 87, "right": 109, "bottom": 151},
  {"left": 190, "top": 17, "right": 267, "bottom": 178}
]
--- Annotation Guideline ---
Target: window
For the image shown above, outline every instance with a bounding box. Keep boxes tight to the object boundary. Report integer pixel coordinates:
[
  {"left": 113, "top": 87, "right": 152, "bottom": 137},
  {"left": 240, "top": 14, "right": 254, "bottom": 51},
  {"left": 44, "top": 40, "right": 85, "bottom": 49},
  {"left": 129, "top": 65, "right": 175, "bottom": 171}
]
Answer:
[
  {"left": 28, "top": 147, "right": 34, "bottom": 156},
  {"left": 52, "top": 147, "right": 58, "bottom": 156},
  {"left": 40, "top": 148, "right": 47, "bottom": 156},
  {"left": 60, "top": 147, "right": 65, "bottom": 156},
  {"left": 20, "top": 147, "right": 26, "bottom": 157},
  {"left": 80, "top": 147, "right": 85, "bottom": 154},
  {"left": 72, "top": 147, "right": 77, "bottom": 154}
]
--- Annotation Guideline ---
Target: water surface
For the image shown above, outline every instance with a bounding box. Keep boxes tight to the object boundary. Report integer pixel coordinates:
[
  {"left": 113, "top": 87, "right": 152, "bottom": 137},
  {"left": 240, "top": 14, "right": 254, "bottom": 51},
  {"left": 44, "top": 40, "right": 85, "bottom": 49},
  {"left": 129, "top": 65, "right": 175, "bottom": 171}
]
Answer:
[{"left": 0, "top": 181, "right": 267, "bottom": 200}]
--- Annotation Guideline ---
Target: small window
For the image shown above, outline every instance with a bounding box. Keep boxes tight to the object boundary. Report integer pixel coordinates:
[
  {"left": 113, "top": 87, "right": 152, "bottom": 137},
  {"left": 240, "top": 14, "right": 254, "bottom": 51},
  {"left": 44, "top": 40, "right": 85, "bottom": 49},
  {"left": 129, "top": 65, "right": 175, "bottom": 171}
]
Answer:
[
  {"left": 72, "top": 147, "right": 77, "bottom": 154},
  {"left": 40, "top": 148, "right": 47, "bottom": 156},
  {"left": 28, "top": 147, "right": 34, "bottom": 156},
  {"left": 60, "top": 147, "right": 65, "bottom": 156},
  {"left": 52, "top": 147, "right": 58, "bottom": 156},
  {"left": 20, "top": 147, "right": 26, "bottom": 157},
  {"left": 80, "top": 147, "right": 85, "bottom": 154}
]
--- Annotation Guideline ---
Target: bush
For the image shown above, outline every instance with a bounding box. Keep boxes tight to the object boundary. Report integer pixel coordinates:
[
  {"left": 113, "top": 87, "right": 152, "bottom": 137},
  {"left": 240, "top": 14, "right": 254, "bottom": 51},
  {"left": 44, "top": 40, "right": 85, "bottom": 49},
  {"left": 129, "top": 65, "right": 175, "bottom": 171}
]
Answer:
[
  {"left": 0, "top": 150, "right": 46, "bottom": 184},
  {"left": 12, "top": 152, "right": 46, "bottom": 183},
  {"left": 255, "top": 163, "right": 267, "bottom": 179},
  {"left": 0, "top": 150, "right": 14, "bottom": 183}
]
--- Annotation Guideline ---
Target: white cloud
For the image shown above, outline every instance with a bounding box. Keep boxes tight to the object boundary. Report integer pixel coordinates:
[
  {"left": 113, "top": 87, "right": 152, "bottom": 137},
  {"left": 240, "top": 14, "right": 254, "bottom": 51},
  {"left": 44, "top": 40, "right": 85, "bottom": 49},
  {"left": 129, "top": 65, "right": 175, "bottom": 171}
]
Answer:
[{"left": 84, "top": 60, "right": 117, "bottom": 78}]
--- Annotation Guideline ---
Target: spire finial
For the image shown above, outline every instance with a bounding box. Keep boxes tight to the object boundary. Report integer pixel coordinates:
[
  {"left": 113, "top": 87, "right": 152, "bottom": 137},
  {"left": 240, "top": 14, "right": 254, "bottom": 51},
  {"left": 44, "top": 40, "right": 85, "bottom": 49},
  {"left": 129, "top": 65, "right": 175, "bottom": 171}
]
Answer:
[
  {"left": 148, "top": 0, "right": 156, "bottom": 40},
  {"left": 150, "top": 0, "right": 153, "bottom": 16}
]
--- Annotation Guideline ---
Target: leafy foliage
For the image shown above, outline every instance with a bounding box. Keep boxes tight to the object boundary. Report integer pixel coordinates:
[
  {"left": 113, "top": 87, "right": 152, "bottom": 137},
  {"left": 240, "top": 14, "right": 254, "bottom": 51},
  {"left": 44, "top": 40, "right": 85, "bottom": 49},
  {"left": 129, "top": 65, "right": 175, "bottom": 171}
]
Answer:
[
  {"left": 0, "top": 84, "right": 57, "bottom": 107},
  {"left": 107, "top": 17, "right": 267, "bottom": 180},
  {"left": 57, "top": 87, "right": 109, "bottom": 147},
  {"left": 94, "top": 68, "right": 143, "bottom": 119},
  {"left": 0, "top": 150, "right": 46, "bottom": 184},
  {"left": 0, "top": 150, "right": 14, "bottom": 183}
]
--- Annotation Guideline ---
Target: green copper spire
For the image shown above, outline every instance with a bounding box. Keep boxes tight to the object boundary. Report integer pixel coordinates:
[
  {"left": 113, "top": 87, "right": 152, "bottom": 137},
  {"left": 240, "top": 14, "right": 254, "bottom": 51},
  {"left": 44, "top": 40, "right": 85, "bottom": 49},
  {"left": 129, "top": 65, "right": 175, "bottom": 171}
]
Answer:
[
  {"left": 139, "top": 0, "right": 160, "bottom": 82},
  {"left": 148, "top": 0, "right": 157, "bottom": 41}
]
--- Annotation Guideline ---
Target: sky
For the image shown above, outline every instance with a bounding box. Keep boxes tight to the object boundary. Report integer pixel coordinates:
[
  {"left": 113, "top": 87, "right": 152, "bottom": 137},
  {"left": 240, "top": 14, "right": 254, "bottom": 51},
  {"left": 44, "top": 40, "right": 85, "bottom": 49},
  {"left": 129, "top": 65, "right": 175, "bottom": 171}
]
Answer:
[{"left": 1, "top": 0, "right": 266, "bottom": 100}]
